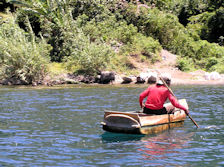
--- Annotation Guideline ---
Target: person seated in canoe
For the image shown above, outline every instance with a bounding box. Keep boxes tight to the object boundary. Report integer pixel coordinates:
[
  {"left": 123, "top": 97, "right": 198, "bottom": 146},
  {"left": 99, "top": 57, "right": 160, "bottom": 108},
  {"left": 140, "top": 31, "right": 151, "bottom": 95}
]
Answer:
[{"left": 139, "top": 73, "right": 189, "bottom": 115}]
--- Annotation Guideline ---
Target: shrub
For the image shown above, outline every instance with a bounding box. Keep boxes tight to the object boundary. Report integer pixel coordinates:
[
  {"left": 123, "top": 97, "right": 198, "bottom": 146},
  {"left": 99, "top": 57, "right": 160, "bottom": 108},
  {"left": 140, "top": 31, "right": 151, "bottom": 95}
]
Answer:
[
  {"left": 63, "top": 34, "right": 114, "bottom": 75},
  {"left": 187, "top": 11, "right": 214, "bottom": 40},
  {"left": 187, "top": 8, "right": 224, "bottom": 44},
  {"left": 210, "top": 60, "right": 224, "bottom": 73},
  {"left": 121, "top": 33, "right": 162, "bottom": 63},
  {"left": 176, "top": 57, "right": 195, "bottom": 71},
  {"left": 82, "top": 14, "right": 138, "bottom": 44},
  {"left": 0, "top": 17, "right": 51, "bottom": 84},
  {"left": 206, "top": 58, "right": 218, "bottom": 71}
]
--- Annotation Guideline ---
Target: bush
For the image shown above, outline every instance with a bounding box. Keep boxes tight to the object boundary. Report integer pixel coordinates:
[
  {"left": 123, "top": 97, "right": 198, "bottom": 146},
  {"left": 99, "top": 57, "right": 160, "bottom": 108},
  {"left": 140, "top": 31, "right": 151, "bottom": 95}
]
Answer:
[
  {"left": 121, "top": 33, "right": 162, "bottom": 63},
  {"left": 210, "top": 60, "right": 224, "bottom": 73},
  {"left": 0, "top": 17, "right": 51, "bottom": 84},
  {"left": 176, "top": 57, "right": 195, "bottom": 71},
  {"left": 63, "top": 33, "right": 114, "bottom": 75},
  {"left": 82, "top": 14, "right": 138, "bottom": 44},
  {"left": 187, "top": 8, "right": 224, "bottom": 44},
  {"left": 206, "top": 58, "right": 218, "bottom": 70}
]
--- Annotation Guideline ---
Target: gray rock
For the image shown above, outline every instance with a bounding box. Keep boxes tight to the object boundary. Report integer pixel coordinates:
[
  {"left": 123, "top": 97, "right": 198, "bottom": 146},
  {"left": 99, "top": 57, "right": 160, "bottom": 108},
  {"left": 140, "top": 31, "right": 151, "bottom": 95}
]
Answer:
[
  {"left": 122, "top": 77, "right": 133, "bottom": 84},
  {"left": 100, "top": 71, "right": 115, "bottom": 84}
]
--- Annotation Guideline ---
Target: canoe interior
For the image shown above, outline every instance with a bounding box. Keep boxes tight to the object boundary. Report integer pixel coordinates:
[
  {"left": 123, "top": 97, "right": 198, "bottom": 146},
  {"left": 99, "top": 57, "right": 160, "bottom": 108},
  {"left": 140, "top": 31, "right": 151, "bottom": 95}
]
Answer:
[{"left": 102, "top": 99, "right": 188, "bottom": 134}]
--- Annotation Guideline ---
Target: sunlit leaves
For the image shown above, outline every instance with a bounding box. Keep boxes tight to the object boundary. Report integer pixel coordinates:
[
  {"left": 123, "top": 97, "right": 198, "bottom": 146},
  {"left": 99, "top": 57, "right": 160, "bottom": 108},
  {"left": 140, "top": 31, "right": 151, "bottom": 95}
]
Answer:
[{"left": 0, "top": 17, "right": 51, "bottom": 84}]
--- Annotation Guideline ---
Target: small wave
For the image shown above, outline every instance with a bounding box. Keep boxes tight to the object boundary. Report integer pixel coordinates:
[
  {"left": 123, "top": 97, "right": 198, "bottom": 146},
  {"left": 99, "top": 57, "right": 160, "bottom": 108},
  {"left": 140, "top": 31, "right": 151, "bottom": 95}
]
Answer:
[{"left": 204, "top": 125, "right": 219, "bottom": 129}]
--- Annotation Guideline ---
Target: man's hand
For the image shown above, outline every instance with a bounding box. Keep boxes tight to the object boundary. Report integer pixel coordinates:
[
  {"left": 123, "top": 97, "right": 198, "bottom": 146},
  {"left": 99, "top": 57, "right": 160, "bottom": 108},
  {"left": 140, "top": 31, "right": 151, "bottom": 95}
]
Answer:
[
  {"left": 185, "top": 109, "right": 189, "bottom": 115},
  {"left": 141, "top": 103, "right": 145, "bottom": 109}
]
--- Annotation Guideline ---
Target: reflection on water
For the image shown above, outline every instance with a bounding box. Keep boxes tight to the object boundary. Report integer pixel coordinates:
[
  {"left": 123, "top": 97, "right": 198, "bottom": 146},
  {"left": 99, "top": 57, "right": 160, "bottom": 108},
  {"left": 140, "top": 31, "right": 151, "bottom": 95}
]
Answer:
[
  {"left": 101, "top": 128, "right": 195, "bottom": 166},
  {"left": 138, "top": 131, "right": 194, "bottom": 161}
]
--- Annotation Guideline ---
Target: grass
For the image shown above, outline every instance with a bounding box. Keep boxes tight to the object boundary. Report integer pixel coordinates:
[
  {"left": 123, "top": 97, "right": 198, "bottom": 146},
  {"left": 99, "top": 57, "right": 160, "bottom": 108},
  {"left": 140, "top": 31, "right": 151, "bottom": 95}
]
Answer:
[{"left": 47, "top": 62, "right": 69, "bottom": 76}]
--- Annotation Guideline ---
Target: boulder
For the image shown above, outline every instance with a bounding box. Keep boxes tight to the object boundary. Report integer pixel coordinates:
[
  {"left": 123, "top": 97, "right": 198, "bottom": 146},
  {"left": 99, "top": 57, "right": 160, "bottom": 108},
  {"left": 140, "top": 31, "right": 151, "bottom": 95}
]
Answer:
[
  {"left": 100, "top": 71, "right": 115, "bottom": 84},
  {"left": 2, "top": 78, "right": 28, "bottom": 85},
  {"left": 81, "top": 75, "right": 96, "bottom": 84},
  {"left": 136, "top": 76, "right": 145, "bottom": 83},
  {"left": 136, "top": 71, "right": 157, "bottom": 84},
  {"left": 113, "top": 74, "right": 123, "bottom": 84},
  {"left": 122, "top": 77, "right": 133, "bottom": 84},
  {"left": 136, "top": 72, "right": 148, "bottom": 83}
]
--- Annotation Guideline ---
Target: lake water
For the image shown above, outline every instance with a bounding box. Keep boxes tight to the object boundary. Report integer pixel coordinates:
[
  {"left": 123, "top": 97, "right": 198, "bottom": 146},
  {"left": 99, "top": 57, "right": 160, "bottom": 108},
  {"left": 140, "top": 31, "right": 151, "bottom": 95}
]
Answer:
[{"left": 0, "top": 85, "right": 223, "bottom": 166}]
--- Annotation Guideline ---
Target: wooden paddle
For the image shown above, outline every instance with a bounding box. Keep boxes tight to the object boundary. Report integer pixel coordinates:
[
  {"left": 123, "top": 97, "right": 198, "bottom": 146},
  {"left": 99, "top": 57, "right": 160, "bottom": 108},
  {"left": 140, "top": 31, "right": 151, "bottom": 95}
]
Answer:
[{"left": 156, "top": 70, "right": 199, "bottom": 128}]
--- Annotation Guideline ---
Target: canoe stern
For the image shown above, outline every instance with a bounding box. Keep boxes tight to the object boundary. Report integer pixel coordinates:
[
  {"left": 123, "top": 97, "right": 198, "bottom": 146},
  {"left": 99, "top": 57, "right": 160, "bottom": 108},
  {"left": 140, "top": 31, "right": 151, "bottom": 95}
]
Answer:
[{"left": 101, "top": 113, "right": 141, "bottom": 133}]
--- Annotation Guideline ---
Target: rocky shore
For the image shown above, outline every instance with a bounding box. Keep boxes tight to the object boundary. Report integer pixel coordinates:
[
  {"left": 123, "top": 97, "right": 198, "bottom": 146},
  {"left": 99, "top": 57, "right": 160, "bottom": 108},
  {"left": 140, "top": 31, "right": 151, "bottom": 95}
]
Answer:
[
  {"left": 1, "top": 68, "right": 224, "bottom": 86},
  {"left": 41, "top": 69, "right": 224, "bottom": 86},
  {"left": 1, "top": 50, "right": 224, "bottom": 86},
  {"left": 38, "top": 49, "right": 224, "bottom": 86}
]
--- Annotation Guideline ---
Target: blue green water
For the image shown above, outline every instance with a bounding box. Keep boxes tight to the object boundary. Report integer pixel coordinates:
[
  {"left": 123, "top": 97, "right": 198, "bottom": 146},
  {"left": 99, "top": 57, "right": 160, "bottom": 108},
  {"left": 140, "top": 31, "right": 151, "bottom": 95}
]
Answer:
[{"left": 0, "top": 85, "right": 223, "bottom": 166}]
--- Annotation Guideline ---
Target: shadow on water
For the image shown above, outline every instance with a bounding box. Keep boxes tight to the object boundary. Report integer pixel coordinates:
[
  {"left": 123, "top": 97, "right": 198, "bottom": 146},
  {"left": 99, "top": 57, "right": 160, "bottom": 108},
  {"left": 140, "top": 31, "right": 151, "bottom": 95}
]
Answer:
[
  {"left": 101, "top": 132, "right": 145, "bottom": 143},
  {"left": 100, "top": 121, "right": 186, "bottom": 143},
  {"left": 101, "top": 125, "right": 195, "bottom": 144}
]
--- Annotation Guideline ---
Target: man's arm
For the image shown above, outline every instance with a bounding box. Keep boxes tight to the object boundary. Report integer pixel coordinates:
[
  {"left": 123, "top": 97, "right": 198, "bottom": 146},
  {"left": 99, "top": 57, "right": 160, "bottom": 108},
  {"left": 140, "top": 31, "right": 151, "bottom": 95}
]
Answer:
[
  {"left": 168, "top": 92, "right": 187, "bottom": 111},
  {"left": 139, "top": 88, "right": 150, "bottom": 108}
]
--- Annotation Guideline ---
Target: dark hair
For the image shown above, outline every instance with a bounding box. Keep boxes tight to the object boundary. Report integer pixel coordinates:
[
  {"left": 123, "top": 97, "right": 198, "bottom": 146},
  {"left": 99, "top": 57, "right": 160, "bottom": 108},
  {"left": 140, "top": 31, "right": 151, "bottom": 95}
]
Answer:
[{"left": 163, "top": 77, "right": 171, "bottom": 85}]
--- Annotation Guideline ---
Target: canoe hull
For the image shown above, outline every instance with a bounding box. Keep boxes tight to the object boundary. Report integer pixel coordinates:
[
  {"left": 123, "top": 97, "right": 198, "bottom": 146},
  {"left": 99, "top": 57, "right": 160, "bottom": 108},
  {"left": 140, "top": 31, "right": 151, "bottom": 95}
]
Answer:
[{"left": 103, "top": 121, "right": 185, "bottom": 134}]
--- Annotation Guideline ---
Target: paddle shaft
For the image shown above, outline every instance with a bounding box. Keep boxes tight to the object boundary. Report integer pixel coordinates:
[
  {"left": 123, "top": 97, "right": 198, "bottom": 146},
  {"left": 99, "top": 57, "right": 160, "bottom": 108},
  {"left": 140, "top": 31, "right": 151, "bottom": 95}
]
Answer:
[{"left": 157, "top": 71, "right": 199, "bottom": 128}]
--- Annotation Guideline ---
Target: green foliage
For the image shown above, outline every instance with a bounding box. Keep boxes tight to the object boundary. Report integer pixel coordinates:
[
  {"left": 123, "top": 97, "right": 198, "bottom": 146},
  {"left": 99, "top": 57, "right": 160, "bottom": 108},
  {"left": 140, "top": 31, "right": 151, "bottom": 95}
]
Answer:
[
  {"left": 177, "top": 57, "right": 195, "bottom": 71},
  {"left": 0, "top": 17, "right": 51, "bottom": 84},
  {"left": 2, "top": 0, "right": 223, "bottom": 84},
  {"left": 122, "top": 5, "right": 224, "bottom": 72},
  {"left": 81, "top": 14, "right": 138, "bottom": 44},
  {"left": 187, "top": 8, "right": 224, "bottom": 44},
  {"left": 187, "top": 12, "right": 214, "bottom": 40},
  {"left": 12, "top": 0, "right": 79, "bottom": 62},
  {"left": 72, "top": 0, "right": 116, "bottom": 20},
  {"left": 207, "top": 8, "right": 224, "bottom": 43},
  {"left": 209, "top": 58, "right": 224, "bottom": 73},
  {"left": 206, "top": 58, "right": 218, "bottom": 71},
  {"left": 80, "top": 12, "right": 162, "bottom": 72},
  {"left": 207, "top": 0, "right": 224, "bottom": 11},
  {"left": 48, "top": 62, "right": 68, "bottom": 77},
  {"left": 64, "top": 36, "right": 114, "bottom": 75},
  {"left": 145, "top": 0, "right": 187, "bottom": 15},
  {"left": 121, "top": 33, "right": 162, "bottom": 63}
]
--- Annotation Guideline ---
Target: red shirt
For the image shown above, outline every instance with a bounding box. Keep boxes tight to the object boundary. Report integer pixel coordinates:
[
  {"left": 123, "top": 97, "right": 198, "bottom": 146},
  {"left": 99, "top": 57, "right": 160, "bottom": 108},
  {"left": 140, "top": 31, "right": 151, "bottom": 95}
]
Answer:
[{"left": 139, "top": 85, "right": 187, "bottom": 111}]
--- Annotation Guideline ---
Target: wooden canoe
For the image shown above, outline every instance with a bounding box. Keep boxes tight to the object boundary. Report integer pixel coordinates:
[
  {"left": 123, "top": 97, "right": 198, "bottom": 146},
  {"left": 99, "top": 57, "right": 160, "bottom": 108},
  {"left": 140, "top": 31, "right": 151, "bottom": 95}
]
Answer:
[{"left": 101, "top": 99, "right": 188, "bottom": 134}]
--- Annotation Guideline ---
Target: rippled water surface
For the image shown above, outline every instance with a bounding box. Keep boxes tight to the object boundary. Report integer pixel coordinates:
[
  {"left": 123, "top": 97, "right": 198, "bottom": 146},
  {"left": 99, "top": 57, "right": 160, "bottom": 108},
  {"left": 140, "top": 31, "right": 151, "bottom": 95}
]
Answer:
[{"left": 0, "top": 85, "right": 223, "bottom": 166}]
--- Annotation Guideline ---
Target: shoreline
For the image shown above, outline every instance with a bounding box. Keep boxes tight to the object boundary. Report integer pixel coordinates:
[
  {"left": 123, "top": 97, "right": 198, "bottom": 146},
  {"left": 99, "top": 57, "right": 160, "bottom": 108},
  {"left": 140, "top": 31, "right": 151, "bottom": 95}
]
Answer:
[
  {"left": 1, "top": 70, "right": 224, "bottom": 87},
  {"left": 0, "top": 77, "right": 224, "bottom": 88},
  {"left": 1, "top": 68, "right": 224, "bottom": 87}
]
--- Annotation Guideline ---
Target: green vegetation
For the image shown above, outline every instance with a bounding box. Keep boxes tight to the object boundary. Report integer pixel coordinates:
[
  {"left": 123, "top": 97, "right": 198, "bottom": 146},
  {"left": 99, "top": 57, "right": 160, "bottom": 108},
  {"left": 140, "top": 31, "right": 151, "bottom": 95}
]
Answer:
[
  {"left": 0, "top": 0, "right": 223, "bottom": 84},
  {"left": 0, "top": 17, "right": 51, "bottom": 84}
]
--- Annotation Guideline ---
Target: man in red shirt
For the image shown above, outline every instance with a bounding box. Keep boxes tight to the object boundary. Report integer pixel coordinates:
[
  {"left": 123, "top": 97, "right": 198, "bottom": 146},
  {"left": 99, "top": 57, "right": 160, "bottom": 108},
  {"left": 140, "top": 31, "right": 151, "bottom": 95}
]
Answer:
[{"left": 139, "top": 74, "right": 189, "bottom": 115}]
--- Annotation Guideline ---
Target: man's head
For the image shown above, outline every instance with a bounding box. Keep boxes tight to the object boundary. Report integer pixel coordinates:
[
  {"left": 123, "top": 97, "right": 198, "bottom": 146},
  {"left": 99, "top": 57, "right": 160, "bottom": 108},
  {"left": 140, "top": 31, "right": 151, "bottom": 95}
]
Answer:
[{"left": 156, "top": 73, "right": 171, "bottom": 86}]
